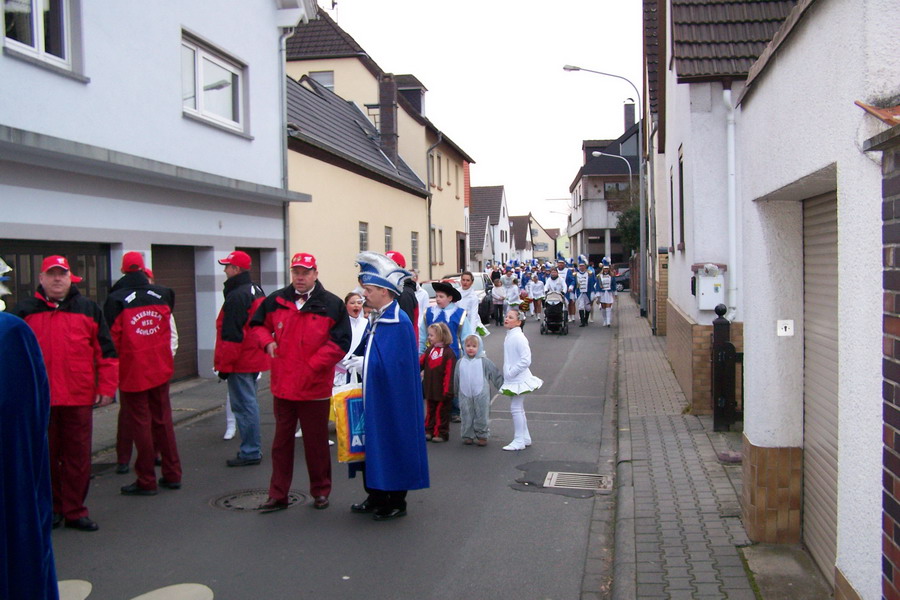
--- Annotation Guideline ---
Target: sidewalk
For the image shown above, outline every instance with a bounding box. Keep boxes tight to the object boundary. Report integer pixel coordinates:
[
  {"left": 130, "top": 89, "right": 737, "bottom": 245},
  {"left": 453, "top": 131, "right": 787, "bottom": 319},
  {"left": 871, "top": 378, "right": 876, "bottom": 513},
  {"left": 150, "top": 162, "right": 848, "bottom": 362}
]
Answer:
[{"left": 612, "top": 293, "right": 755, "bottom": 600}]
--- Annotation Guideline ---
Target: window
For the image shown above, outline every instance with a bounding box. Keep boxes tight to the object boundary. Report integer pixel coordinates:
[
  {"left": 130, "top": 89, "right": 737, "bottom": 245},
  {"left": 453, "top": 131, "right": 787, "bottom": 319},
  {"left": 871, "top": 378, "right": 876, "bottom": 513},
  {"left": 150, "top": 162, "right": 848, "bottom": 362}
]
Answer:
[
  {"left": 669, "top": 170, "right": 675, "bottom": 250},
  {"left": 436, "top": 154, "right": 443, "bottom": 190},
  {"left": 438, "top": 229, "right": 444, "bottom": 264},
  {"left": 384, "top": 226, "right": 392, "bottom": 252},
  {"left": 677, "top": 152, "right": 685, "bottom": 251},
  {"left": 309, "top": 70, "right": 334, "bottom": 91},
  {"left": 430, "top": 226, "right": 436, "bottom": 265},
  {"left": 359, "top": 222, "right": 368, "bottom": 251},
  {"left": 411, "top": 232, "right": 419, "bottom": 270},
  {"left": 429, "top": 153, "right": 436, "bottom": 188},
  {"left": 182, "top": 35, "right": 245, "bottom": 132},
  {"left": 4, "top": 0, "right": 74, "bottom": 70},
  {"left": 454, "top": 164, "right": 460, "bottom": 198}
]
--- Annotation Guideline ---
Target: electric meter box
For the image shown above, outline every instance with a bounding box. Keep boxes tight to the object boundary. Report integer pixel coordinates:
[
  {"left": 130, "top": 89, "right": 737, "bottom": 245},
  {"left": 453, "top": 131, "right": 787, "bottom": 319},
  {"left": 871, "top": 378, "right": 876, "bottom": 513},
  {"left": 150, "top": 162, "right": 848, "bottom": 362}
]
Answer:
[{"left": 692, "top": 263, "right": 727, "bottom": 311}]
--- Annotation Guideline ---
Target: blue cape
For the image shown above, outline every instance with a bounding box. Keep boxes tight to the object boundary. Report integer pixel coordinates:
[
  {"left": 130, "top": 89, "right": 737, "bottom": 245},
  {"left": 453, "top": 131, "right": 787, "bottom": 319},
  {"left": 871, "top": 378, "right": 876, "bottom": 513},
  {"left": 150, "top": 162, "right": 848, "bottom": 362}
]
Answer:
[
  {"left": 361, "top": 301, "right": 429, "bottom": 491},
  {"left": 0, "top": 312, "right": 58, "bottom": 599}
]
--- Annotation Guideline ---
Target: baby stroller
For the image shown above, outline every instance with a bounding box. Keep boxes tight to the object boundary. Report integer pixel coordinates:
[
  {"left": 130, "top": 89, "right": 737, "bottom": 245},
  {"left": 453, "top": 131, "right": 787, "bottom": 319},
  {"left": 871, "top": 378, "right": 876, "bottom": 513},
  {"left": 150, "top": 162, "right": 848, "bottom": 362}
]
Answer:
[{"left": 540, "top": 291, "right": 568, "bottom": 335}]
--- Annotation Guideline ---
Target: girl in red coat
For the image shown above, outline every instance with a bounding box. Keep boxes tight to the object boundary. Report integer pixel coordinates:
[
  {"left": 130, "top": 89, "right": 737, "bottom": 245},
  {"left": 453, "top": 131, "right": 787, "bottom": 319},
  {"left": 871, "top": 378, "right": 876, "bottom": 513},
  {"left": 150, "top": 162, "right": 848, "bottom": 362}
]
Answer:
[{"left": 421, "top": 322, "right": 456, "bottom": 443}]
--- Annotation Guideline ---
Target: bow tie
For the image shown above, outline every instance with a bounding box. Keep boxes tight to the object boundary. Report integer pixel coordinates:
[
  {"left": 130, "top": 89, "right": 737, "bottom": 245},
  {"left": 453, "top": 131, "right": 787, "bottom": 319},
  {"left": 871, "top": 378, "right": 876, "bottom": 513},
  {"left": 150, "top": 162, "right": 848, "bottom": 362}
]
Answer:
[{"left": 296, "top": 291, "right": 309, "bottom": 302}]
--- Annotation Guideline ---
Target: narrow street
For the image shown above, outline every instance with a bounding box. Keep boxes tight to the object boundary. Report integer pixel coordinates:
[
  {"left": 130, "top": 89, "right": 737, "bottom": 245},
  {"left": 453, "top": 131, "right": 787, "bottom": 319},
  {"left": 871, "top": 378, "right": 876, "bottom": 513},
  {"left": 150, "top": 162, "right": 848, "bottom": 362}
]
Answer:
[{"left": 53, "top": 317, "right": 615, "bottom": 600}]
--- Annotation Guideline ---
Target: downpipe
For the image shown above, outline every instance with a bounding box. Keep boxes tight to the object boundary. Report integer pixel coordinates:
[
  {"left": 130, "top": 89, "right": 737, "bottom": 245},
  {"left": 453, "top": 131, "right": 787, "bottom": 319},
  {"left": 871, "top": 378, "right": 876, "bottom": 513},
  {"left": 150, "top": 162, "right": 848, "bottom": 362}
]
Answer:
[{"left": 723, "top": 87, "right": 738, "bottom": 321}]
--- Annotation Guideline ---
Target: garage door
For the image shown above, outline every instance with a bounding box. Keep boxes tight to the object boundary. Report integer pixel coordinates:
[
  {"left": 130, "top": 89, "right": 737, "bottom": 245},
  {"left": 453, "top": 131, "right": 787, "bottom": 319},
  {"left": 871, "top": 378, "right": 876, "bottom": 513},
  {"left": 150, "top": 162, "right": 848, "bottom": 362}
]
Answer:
[
  {"left": 802, "top": 193, "right": 839, "bottom": 578},
  {"left": 150, "top": 245, "right": 197, "bottom": 381}
]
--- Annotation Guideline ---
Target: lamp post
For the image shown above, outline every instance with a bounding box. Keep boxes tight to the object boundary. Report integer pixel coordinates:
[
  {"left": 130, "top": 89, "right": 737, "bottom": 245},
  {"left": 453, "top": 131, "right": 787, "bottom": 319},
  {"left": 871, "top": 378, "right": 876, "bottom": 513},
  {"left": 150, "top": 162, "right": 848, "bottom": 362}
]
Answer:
[
  {"left": 591, "top": 150, "right": 634, "bottom": 204},
  {"left": 564, "top": 64, "right": 647, "bottom": 316}
]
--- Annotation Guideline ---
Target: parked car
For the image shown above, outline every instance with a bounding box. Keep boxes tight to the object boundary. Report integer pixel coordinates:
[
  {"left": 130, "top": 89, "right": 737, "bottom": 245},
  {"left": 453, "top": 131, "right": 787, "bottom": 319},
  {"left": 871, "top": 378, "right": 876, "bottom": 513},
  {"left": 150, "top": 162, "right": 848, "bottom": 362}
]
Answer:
[{"left": 615, "top": 270, "right": 630, "bottom": 292}]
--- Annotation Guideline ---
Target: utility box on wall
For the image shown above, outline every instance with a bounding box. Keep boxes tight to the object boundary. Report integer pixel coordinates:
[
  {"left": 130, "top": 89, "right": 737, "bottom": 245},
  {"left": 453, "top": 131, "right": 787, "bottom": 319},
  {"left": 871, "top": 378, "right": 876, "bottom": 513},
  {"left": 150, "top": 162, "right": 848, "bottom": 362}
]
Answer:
[{"left": 691, "top": 263, "right": 727, "bottom": 310}]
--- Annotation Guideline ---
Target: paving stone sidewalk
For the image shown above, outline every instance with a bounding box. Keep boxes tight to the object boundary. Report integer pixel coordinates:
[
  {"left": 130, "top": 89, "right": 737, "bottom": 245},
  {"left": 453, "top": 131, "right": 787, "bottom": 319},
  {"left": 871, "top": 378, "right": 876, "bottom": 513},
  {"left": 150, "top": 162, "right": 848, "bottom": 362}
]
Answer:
[{"left": 613, "top": 294, "right": 755, "bottom": 600}]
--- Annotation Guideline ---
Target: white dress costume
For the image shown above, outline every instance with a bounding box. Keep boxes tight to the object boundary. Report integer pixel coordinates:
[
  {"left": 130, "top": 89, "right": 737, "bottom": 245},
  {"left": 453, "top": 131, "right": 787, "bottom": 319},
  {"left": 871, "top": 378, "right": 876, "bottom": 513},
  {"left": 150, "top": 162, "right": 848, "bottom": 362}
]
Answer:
[
  {"left": 500, "top": 325, "right": 543, "bottom": 450},
  {"left": 596, "top": 272, "right": 616, "bottom": 326}
]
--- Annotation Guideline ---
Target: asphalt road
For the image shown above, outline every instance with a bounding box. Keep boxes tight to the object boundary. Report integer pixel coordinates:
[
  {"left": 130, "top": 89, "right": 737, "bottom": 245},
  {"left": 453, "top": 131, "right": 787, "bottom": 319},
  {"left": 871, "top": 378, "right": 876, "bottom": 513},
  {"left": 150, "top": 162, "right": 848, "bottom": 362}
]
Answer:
[{"left": 53, "top": 316, "right": 613, "bottom": 600}]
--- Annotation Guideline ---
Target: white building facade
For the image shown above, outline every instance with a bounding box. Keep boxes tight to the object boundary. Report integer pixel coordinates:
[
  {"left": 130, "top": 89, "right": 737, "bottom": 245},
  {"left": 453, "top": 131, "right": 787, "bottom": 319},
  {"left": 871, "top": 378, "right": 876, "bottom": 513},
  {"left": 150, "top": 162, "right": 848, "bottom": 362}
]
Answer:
[{"left": 1, "top": 0, "right": 315, "bottom": 379}]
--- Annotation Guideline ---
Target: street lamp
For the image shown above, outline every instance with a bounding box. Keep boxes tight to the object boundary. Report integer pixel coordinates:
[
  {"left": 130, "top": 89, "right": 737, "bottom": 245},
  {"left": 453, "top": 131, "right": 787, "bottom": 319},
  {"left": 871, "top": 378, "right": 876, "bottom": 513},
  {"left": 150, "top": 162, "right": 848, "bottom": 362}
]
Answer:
[{"left": 564, "top": 64, "right": 647, "bottom": 317}]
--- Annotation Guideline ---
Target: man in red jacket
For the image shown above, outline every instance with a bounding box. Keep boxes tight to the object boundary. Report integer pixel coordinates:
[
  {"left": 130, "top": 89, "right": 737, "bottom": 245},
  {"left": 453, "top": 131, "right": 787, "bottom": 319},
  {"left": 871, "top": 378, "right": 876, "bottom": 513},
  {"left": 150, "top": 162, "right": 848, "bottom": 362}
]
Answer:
[
  {"left": 250, "top": 252, "right": 351, "bottom": 511},
  {"left": 11, "top": 255, "right": 118, "bottom": 531},
  {"left": 214, "top": 250, "right": 270, "bottom": 467},
  {"left": 104, "top": 251, "right": 181, "bottom": 496}
]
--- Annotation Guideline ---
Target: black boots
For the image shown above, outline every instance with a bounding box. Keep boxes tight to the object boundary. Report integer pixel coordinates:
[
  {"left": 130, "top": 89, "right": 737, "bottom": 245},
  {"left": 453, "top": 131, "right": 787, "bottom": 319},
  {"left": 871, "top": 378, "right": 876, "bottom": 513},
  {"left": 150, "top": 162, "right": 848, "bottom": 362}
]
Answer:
[{"left": 579, "top": 310, "right": 588, "bottom": 327}]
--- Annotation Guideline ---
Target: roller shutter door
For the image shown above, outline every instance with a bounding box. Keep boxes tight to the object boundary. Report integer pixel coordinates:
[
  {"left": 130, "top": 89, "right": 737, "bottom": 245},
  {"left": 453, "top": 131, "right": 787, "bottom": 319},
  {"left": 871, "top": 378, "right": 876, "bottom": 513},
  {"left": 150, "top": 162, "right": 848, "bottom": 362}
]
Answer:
[
  {"left": 802, "top": 193, "right": 838, "bottom": 578},
  {"left": 150, "top": 245, "right": 197, "bottom": 381}
]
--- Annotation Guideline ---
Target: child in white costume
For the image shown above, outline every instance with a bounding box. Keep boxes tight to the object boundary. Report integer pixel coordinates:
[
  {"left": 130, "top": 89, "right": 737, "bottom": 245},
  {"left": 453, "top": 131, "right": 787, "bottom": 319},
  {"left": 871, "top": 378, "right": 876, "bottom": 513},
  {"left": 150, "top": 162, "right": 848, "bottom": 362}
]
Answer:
[
  {"left": 455, "top": 334, "right": 502, "bottom": 446},
  {"left": 595, "top": 264, "right": 618, "bottom": 327},
  {"left": 500, "top": 309, "right": 543, "bottom": 451}
]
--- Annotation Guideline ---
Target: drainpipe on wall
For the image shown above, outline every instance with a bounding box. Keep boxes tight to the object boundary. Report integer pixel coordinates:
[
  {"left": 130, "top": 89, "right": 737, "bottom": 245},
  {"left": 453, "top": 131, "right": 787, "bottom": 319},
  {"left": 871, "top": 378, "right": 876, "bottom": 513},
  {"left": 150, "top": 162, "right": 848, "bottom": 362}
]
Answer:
[
  {"left": 426, "top": 133, "right": 443, "bottom": 280},
  {"left": 723, "top": 84, "right": 739, "bottom": 321},
  {"left": 279, "top": 25, "right": 295, "bottom": 283}
]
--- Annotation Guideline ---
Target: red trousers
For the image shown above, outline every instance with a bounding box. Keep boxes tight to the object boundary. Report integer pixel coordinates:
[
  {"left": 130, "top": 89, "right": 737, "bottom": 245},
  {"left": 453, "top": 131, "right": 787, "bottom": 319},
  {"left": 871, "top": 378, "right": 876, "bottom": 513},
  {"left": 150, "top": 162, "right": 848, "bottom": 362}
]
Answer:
[
  {"left": 269, "top": 397, "right": 331, "bottom": 502},
  {"left": 48, "top": 405, "right": 92, "bottom": 520},
  {"left": 425, "top": 397, "right": 451, "bottom": 440},
  {"left": 120, "top": 383, "right": 182, "bottom": 490}
]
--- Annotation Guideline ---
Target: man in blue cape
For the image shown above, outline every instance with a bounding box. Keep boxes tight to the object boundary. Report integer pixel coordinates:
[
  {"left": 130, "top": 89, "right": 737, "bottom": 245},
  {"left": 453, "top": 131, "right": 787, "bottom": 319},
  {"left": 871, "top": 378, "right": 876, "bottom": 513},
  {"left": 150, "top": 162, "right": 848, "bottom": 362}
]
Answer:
[
  {"left": 343, "top": 251, "right": 429, "bottom": 521},
  {"left": 0, "top": 312, "right": 59, "bottom": 599}
]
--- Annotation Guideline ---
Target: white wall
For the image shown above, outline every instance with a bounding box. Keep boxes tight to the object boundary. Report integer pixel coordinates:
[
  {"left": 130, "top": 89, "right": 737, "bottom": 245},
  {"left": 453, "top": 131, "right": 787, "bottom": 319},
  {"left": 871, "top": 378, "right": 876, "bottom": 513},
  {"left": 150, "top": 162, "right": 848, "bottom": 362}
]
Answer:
[
  {"left": 0, "top": 0, "right": 285, "bottom": 187},
  {"left": 737, "top": 0, "right": 898, "bottom": 595}
]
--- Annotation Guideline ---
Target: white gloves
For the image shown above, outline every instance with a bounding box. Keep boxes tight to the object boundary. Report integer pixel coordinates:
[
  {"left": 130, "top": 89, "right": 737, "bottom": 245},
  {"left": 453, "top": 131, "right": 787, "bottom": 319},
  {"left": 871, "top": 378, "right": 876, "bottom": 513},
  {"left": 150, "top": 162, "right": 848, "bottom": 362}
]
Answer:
[{"left": 342, "top": 355, "right": 364, "bottom": 375}]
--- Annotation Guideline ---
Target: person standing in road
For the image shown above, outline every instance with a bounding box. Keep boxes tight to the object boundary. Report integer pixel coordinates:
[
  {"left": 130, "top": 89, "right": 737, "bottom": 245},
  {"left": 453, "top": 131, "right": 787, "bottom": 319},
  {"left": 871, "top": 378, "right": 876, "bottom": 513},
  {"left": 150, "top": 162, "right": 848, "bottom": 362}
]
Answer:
[
  {"left": 500, "top": 308, "right": 543, "bottom": 451},
  {"left": 595, "top": 264, "right": 618, "bottom": 327},
  {"left": 250, "top": 253, "right": 351, "bottom": 512},
  {"left": 526, "top": 273, "right": 545, "bottom": 321},
  {"left": 457, "top": 271, "right": 488, "bottom": 336},
  {"left": 214, "top": 250, "right": 270, "bottom": 468},
  {"left": 385, "top": 251, "right": 419, "bottom": 338},
  {"left": 421, "top": 322, "right": 456, "bottom": 443},
  {"left": 105, "top": 251, "right": 182, "bottom": 496},
  {"left": 455, "top": 334, "right": 502, "bottom": 446},
  {"left": 11, "top": 256, "right": 118, "bottom": 531},
  {"left": 418, "top": 281, "right": 473, "bottom": 360},
  {"left": 573, "top": 259, "right": 597, "bottom": 328},
  {"left": 345, "top": 251, "right": 429, "bottom": 521}
]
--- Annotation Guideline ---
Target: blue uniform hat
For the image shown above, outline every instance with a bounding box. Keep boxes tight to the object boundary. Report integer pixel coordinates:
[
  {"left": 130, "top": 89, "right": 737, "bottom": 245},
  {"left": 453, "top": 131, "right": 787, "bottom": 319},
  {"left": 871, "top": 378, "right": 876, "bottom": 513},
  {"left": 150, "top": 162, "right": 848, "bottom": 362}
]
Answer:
[{"left": 356, "top": 251, "right": 412, "bottom": 295}]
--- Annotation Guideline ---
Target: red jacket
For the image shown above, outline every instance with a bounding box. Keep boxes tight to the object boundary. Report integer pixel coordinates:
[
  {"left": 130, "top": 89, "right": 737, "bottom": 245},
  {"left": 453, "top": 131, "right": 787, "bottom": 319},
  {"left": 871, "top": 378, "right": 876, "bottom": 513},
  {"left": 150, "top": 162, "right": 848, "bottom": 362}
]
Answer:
[
  {"left": 104, "top": 272, "right": 175, "bottom": 393},
  {"left": 420, "top": 346, "right": 455, "bottom": 401},
  {"left": 250, "top": 281, "right": 351, "bottom": 401},
  {"left": 11, "top": 285, "right": 118, "bottom": 406},
  {"left": 214, "top": 271, "right": 270, "bottom": 374}
]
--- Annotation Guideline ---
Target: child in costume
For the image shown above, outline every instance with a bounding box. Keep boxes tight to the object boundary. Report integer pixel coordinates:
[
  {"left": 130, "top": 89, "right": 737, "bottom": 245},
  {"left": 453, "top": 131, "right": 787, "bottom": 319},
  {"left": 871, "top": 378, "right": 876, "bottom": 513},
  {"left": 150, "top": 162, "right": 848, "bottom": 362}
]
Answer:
[
  {"left": 500, "top": 309, "right": 543, "bottom": 451},
  {"left": 455, "top": 334, "right": 502, "bottom": 446},
  {"left": 421, "top": 322, "right": 456, "bottom": 443}
]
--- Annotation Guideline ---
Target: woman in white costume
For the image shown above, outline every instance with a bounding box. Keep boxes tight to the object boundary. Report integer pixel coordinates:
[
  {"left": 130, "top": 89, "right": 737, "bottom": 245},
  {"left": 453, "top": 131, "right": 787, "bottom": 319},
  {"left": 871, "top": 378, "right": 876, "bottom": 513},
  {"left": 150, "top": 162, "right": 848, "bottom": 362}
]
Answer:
[
  {"left": 595, "top": 264, "right": 617, "bottom": 327},
  {"left": 500, "top": 308, "right": 543, "bottom": 451}
]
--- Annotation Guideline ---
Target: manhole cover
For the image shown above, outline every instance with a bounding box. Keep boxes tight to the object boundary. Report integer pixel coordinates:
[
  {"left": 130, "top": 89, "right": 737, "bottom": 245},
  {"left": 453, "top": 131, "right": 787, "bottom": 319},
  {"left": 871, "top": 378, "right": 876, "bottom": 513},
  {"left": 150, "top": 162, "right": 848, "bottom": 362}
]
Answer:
[
  {"left": 210, "top": 489, "right": 308, "bottom": 511},
  {"left": 543, "top": 472, "right": 612, "bottom": 491}
]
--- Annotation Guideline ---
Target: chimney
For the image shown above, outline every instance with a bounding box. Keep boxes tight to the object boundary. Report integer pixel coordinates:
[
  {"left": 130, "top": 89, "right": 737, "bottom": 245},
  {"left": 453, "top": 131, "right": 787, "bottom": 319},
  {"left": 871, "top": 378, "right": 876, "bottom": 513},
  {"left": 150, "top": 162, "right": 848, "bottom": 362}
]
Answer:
[
  {"left": 624, "top": 102, "right": 635, "bottom": 131},
  {"left": 379, "top": 74, "right": 399, "bottom": 165}
]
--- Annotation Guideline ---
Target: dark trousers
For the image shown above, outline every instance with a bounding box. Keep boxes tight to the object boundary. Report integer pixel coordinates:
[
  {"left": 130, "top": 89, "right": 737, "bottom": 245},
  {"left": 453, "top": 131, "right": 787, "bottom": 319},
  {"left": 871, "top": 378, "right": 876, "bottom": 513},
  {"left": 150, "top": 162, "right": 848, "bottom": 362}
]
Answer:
[
  {"left": 270, "top": 397, "right": 331, "bottom": 502},
  {"left": 492, "top": 304, "right": 504, "bottom": 325},
  {"left": 361, "top": 464, "right": 407, "bottom": 511},
  {"left": 120, "top": 383, "right": 182, "bottom": 490},
  {"left": 48, "top": 405, "right": 92, "bottom": 520},
  {"left": 425, "top": 397, "right": 451, "bottom": 440}
]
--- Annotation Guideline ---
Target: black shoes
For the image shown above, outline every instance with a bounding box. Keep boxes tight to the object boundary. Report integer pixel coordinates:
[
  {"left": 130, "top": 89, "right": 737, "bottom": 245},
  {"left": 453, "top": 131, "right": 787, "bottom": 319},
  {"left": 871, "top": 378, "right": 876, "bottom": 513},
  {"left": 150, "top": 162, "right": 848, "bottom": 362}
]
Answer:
[
  {"left": 121, "top": 482, "right": 158, "bottom": 496},
  {"left": 226, "top": 456, "right": 261, "bottom": 467},
  {"left": 350, "top": 500, "right": 375, "bottom": 514},
  {"left": 258, "top": 498, "right": 289, "bottom": 513},
  {"left": 65, "top": 517, "right": 99, "bottom": 531},
  {"left": 115, "top": 463, "right": 130, "bottom": 474},
  {"left": 158, "top": 477, "right": 182, "bottom": 490},
  {"left": 373, "top": 508, "right": 407, "bottom": 521},
  {"left": 313, "top": 496, "right": 330, "bottom": 510}
]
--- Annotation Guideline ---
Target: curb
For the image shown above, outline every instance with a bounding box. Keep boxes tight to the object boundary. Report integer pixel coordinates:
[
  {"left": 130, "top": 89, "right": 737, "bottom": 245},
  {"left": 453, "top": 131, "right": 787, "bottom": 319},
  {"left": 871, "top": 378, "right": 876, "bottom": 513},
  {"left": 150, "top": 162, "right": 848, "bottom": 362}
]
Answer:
[{"left": 612, "top": 303, "right": 636, "bottom": 600}]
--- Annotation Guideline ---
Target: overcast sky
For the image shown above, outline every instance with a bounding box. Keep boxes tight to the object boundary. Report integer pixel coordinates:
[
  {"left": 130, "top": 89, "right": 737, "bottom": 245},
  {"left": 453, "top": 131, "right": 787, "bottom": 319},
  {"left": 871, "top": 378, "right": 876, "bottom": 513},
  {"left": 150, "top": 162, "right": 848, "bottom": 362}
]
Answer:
[{"left": 319, "top": 0, "right": 643, "bottom": 231}]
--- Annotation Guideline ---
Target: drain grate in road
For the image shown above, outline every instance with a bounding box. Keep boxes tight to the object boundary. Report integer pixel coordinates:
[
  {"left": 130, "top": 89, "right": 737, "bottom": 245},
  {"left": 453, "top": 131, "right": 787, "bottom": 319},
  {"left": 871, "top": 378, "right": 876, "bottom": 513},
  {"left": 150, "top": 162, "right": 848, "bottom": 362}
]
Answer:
[
  {"left": 543, "top": 472, "right": 612, "bottom": 491},
  {"left": 210, "top": 489, "right": 308, "bottom": 511}
]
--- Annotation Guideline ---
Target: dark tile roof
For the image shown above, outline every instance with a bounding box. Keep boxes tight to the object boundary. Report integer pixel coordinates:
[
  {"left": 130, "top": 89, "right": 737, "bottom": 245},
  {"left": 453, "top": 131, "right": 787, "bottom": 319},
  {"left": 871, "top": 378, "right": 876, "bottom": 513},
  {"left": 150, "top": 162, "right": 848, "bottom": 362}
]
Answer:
[
  {"left": 544, "top": 228, "right": 560, "bottom": 240},
  {"left": 644, "top": 0, "right": 662, "bottom": 115},
  {"left": 286, "top": 76, "right": 426, "bottom": 197},
  {"left": 570, "top": 124, "right": 640, "bottom": 192},
  {"left": 286, "top": 8, "right": 474, "bottom": 164},
  {"left": 671, "top": 0, "right": 797, "bottom": 81},
  {"left": 508, "top": 215, "right": 532, "bottom": 251},
  {"left": 395, "top": 74, "right": 427, "bottom": 91},
  {"left": 469, "top": 186, "right": 504, "bottom": 258}
]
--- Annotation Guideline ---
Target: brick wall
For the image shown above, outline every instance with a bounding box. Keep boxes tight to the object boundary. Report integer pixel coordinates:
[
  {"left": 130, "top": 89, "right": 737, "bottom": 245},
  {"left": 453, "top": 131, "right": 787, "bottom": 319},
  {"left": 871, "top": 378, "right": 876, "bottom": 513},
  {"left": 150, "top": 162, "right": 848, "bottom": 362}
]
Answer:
[
  {"left": 741, "top": 436, "right": 801, "bottom": 543},
  {"left": 656, "top": 252, "right": 668, "bottom": 335},
  {"left": 882, "top": 134, "right": 900, "bottom": 600},
  {"left": 667, "top": 299, "right": 744, "bottom": 414}
]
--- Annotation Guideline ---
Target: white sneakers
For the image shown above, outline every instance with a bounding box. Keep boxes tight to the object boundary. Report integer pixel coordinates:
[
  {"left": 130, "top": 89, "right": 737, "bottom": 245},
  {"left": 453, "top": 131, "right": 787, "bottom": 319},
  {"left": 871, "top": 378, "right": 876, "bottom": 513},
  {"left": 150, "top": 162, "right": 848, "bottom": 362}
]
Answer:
[
  {"left": 502, "top": 441, "right": 526, "bottom": 451},
  {"left": 223, "top": 426, "right": 236, "bottom": 440}
]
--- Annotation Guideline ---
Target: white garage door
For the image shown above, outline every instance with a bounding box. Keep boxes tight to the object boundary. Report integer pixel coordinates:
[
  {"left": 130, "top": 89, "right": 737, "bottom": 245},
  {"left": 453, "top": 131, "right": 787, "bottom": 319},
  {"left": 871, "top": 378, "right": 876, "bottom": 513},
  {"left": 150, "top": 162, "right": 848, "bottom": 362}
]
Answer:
[{"left": 802, "top": 193, "right": 839, "bottom": 578}]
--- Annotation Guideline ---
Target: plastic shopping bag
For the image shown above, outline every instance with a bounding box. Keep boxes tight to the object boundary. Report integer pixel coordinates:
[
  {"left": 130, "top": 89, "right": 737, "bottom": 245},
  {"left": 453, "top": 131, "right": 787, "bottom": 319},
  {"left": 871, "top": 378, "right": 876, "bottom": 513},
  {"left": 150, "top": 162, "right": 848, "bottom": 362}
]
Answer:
[{"left": 332, "top": 380, "right": 365, "bottom": 463}]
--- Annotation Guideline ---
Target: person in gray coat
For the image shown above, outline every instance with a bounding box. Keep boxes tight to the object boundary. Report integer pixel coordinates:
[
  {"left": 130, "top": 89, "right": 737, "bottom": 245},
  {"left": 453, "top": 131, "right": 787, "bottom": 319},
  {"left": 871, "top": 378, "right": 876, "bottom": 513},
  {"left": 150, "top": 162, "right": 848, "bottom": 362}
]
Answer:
[{"left": 455, "top": 334, "right": 502, "bottom": 446}]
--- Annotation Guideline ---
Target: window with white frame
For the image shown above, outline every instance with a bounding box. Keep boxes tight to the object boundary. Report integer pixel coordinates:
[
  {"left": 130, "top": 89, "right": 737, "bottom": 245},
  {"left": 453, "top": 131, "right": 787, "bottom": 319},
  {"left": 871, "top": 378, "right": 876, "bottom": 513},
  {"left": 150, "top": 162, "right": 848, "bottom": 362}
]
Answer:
[
  {"left": 359, "top": 222, "right": 368, "bottom": 251},
  {"left": 384, "top": 226, "right": 392, "bottom": 252},
  {"left": 309, "top": 70, "right": 334, "bottom": 91},
  {"left": 4, "top": 0, "right": 73, "bottom": 69},
  {"left": 411, "top": 232, "right": 419, "bottom": 270},
  {"left": 181, "top": 35, "right": 245, "bottom": 132}
]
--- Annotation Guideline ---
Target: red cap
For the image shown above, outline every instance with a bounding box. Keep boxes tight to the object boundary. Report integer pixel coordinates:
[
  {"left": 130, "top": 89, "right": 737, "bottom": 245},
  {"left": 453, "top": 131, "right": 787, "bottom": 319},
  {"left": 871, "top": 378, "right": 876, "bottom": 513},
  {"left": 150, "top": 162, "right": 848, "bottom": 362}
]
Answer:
[
  {"left": 41, "top": 255, "right": 83, "bottom": 283},
  {"left": 290, "top": 252, "right": 317, "bottom": 270},
  {"left": 385, "top": 251, "right": 406, "bottom": 268},
  {"left": 218, "top": 250, "right": 251, "bottom": 270},
  {"left": 121, "top": 251, "right": 146, "bottom": 273},
  {"left": 144, "top": 268, "right": 155, "bottom": 281}
]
